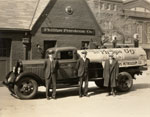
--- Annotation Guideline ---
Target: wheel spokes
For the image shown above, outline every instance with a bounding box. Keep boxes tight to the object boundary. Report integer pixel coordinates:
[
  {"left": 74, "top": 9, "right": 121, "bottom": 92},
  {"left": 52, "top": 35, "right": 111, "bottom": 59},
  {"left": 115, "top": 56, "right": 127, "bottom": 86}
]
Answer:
[{"left": 19, "top": 81, "right": 34, "bottom": 95}]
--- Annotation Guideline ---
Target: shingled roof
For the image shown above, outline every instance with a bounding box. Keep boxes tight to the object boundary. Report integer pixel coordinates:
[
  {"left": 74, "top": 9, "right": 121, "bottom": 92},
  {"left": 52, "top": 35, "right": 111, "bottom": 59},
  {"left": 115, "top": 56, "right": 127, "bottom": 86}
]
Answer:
[{"left": 0, "top": 0, "right": 50, "bottom": 31}]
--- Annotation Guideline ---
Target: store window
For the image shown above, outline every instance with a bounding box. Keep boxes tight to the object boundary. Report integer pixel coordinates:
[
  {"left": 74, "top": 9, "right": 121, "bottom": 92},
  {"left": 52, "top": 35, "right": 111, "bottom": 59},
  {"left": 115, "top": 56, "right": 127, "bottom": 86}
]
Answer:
[
  {"left": 136, "top": 24, "right": 143, "bottom": 43},
  {"left": 100, "top": 2, "right": 105, "bottom": 10},
  {"left": 114, "top": 5, "right": 117, "bottom": 11},
  {"left": 57, "top": 50, "right": 73, "bottom": 60},
  {"left": 124, "top": 24, "right": 132, "bottom": 35},
  {"left": 105, "top": 3, "right": 109, "bottom": 10},
  {"left": 111, "top": 4, "right": 115, "bottom": 10},
  {"left": 147, "top": 24, "right": 150, "bottom": 43},
  {"left": 81, "top": 41, "right": 89, "bottom": 49},
  {"left": 94, "top": 0, "right": 99, "bottom": 9}
]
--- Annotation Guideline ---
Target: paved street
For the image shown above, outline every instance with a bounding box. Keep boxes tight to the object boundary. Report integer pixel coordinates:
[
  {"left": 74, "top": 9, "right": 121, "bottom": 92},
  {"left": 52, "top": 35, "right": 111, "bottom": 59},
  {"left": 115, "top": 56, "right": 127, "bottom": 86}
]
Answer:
[{"left": 0, "top": 67, "right": 150, "bottom": 117}]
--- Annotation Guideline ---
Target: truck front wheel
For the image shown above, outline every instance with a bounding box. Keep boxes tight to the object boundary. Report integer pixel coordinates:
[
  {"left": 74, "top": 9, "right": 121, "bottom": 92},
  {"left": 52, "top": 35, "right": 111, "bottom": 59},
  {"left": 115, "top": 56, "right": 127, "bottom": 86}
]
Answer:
[
  {"left": 14, "top": 77, "right": 38, "bottom": 99},
  {"left": 95, "top": 79, "right": 105, "bottom": 88},
  {"left": 117, "top": 72, "right": 133, "bottom": 92}
]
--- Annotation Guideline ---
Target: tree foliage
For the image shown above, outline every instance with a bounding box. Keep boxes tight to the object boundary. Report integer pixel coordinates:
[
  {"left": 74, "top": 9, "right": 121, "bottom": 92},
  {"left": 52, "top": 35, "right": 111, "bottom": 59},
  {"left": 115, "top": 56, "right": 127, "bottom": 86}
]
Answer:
[{"left": 99, "top": 12, "right": 138, "bottom": 43}]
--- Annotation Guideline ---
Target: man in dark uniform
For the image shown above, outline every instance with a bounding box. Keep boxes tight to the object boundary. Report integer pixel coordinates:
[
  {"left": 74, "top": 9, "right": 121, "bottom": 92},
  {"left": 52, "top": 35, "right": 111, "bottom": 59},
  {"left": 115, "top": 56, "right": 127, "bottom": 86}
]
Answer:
[
  {"left": 36, "top": 44, "right": 44, "bottom": 58},
  {"left": 112, "top": 35, "right": 117, "bottom": 48},
  {"left": 133, "top": 33, "right": 139, "bottom": 47},
  {"left": 76, "top": 50, "right": 90, "bottom": 97},
  {"left": 44, "top": 50, "right": 59, "bottom": 100},
  {"left": 103, "top": 51, "right": 119, "bottom": 96}
]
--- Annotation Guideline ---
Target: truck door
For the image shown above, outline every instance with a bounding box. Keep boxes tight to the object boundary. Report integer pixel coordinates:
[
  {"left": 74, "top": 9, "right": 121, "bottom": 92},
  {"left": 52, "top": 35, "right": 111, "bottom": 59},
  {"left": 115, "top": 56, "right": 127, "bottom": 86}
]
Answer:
[{"left": 57, "top": 50, "right": 77, "bottom": 80}]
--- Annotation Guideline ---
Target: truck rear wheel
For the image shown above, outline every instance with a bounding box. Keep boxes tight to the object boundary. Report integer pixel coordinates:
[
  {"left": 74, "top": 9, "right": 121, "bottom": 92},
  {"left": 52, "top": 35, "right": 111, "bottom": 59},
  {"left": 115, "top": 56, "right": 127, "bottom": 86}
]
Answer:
[
  {"left": 14, "top": 77, "right": 38, "bottom": 99},
  {"left": 95, "top": 79, "right": 105, "bottom": 88},
  {"left": 117, "top": 72, "right": 133, "bottom": 92}
]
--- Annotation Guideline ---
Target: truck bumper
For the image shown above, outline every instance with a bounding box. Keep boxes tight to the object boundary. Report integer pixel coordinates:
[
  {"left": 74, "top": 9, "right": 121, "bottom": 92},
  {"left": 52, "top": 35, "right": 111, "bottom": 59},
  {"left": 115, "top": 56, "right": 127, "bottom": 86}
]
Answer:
[
  {"left": 139, "top": 65, "right": 148, "bottom": 71},
  {"left": 3, "top": 72, "right": 16, "bottom": 94}
]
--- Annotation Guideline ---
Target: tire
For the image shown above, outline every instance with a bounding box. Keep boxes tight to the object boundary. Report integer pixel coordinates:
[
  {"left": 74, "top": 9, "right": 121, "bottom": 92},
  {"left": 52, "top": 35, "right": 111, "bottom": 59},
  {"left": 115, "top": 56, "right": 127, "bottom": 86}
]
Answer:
[
  {"left": 14, "top": 77, "right": 38, "bottom": 99},
  {"left": 116, "top": 72, "right": 133, "bottom": 92},
  {"left": 8, "top": 84, "right": 15, "bottom": 94},
  {"left": 95, "top": 79, "right": 105, "bottom": 88}
]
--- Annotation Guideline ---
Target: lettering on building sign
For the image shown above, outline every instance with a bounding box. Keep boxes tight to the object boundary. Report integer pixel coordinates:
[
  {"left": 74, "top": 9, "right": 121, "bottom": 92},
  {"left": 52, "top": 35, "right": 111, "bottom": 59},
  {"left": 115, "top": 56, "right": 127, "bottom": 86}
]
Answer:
[{"left": 41, "top": 27, "right": 95, "bottom": 35}]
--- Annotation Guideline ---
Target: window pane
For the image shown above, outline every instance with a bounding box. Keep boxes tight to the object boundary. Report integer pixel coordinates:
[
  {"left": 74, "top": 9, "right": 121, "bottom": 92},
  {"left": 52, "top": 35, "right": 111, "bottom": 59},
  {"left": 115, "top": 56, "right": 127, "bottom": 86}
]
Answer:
[
  {"left": 0, "top": 39, "right": 11, "bottom": 57},
  {"left": 60, "top": 51, "right": 73, "bottom": 60},
  {"left": 147, "top": 24, "right": 150, "bottom": 43}
]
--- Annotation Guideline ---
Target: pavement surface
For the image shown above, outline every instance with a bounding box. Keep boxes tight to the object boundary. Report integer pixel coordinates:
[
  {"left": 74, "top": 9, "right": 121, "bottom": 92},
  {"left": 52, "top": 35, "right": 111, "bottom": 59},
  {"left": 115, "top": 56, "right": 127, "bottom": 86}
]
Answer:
[{"left": 0, "top": 61, "right": 150, "bottom": 117}]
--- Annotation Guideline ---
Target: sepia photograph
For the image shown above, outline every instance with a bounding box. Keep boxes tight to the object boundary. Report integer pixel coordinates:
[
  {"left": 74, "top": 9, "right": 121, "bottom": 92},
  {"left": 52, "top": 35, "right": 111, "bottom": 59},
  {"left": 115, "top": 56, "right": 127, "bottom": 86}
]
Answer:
[{"left": 0, "top": 0, "right": 150, "bottom": 117}]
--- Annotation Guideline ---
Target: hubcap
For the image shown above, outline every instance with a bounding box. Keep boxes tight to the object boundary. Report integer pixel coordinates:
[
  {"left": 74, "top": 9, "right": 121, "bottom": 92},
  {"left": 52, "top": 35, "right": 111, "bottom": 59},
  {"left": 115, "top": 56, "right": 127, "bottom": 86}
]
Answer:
[
  {"left": 20, "top": 81, "right": 34, "bottom": 95},
  {"left": 120, "top": 76, "right": 131, "bottom": 90}
]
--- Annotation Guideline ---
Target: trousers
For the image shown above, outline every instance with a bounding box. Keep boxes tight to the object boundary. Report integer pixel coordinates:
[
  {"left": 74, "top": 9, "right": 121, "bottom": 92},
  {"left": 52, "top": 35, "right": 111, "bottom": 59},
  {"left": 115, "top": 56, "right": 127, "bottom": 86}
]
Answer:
[
  {"left": 79, "top": 73, "right": 88, "bottom": 96},
  {"left": 45, "top": 74, "right": 56, "bottom": 98}
]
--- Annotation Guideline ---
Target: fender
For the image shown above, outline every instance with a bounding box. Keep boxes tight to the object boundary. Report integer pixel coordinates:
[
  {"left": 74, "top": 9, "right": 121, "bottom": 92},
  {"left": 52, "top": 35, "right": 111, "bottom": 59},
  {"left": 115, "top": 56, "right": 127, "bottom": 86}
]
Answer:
[{"left": 15, "top": 72, "right": 44, "bottom": 86}]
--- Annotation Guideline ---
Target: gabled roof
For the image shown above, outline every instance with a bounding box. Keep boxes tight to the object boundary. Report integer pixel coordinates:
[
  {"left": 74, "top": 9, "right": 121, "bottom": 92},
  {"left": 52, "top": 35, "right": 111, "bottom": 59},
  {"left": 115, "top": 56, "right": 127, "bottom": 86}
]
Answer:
[
  {"left": 123, "top": 0, "right": 150, "bottom": 11},
  {"left": 102, "top": 0, "right": 123, "bottom": 3},
  {"left": 0, "top": 0, "right": 50, "bottom": 31}
]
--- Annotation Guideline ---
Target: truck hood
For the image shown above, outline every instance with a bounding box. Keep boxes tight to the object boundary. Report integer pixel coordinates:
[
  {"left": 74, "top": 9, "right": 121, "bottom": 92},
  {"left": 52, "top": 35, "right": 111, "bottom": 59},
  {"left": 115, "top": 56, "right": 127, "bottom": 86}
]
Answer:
[{"left": 21, "top": 59, "right": 46, "bottom": 65}]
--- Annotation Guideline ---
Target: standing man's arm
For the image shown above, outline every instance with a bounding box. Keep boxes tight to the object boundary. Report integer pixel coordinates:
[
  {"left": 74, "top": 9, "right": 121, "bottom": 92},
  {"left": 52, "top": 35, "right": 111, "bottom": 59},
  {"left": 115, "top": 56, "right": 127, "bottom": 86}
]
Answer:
[
  {"left": 87, "top": 58, "right": 90, "bottom": 69},
  {"left": 103, "top": 60, "right": 107, "bottom": 78},
  {"left": 43, "top": 60, "right": 47, "bottom": 71},
  {"left": 116, "top": 61, "right": 119, "bottom": 80},
  {"left": 55, "top": 60, "right": 59, "bottom": 72},
  {"left": 75, "top": 59, "right": 80, "bottom": 76},
  {"left": 76, "top": 59, "right": 80, "bottom": 70}
]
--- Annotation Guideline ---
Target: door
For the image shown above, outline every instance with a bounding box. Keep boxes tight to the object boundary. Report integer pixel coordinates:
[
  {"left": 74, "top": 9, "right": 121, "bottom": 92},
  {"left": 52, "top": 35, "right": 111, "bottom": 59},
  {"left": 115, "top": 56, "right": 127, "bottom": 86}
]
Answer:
[
  {"left": 0, "top": 58, "right": 10, "bottom": 81},
  {"left": 0, "top": 38, "right": 11, "bottom": 81},
  {"left": 44, "top": 40, "right": 56, "bottom": 52},
  {"left": 57, "top": 50, "right": 77, "bottom": 80}
]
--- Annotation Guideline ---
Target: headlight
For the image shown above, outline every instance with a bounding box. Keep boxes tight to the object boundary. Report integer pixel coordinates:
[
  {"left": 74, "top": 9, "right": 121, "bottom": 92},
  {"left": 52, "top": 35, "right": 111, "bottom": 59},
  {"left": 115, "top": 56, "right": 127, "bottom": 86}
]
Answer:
[
  {"left": 17, "top": 67, "right": 21, "bottom": 74},
  {"left": 16, "top": 60, "right": 23, "bottom": 74}
]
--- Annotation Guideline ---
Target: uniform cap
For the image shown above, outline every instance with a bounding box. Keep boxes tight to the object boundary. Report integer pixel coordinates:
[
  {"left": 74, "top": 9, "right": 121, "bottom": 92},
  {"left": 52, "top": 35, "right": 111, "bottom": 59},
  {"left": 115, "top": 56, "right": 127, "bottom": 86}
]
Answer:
[
  {"left": 81, "top": 50, "right": 87, "bottom": 54},
  {"left": 48, "top": 50, "right": 54, "bottom": 54}
]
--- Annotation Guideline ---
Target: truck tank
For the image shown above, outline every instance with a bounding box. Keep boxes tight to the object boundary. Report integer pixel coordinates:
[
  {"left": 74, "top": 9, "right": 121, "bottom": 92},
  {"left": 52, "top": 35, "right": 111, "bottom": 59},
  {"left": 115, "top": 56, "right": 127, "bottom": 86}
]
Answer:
[{"left": 77, "top": 47, "right": 147, "bottom": 68}]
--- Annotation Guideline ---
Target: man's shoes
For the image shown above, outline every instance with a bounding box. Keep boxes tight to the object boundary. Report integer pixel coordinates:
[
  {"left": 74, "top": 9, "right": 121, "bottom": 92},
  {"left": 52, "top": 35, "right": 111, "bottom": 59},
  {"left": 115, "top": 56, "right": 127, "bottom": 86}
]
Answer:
[
  {"left": 106, "top": 92, "right": 111, "bottom": 96},
  {"left": 79, "top": 95, "right": 82, "bottom": 98},
  {"left": 46, "top": 96, "right": 50, "bottom": 100},
  {"left": 84, "top": 94, "right": 89, "bottom": 97},
  {"left": 52, "top": 96, "right": 56, "bottom": 99},
  {"left": 112, "top": 92, "right": 116, "bottom": 97}
]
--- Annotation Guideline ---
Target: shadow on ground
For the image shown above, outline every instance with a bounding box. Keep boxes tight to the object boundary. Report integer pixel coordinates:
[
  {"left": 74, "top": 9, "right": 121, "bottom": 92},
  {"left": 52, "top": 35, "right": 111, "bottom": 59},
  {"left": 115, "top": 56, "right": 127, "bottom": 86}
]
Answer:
[
  {"left": 36, "top": 83, "right": 150, "bottom": 99},
  {"left": 7, "top": 83, "right": 149, "bottom": 100},
  {"left": 132, "top": 83, "right": 150, "bottom": 91},
  {"left": 36, "top": 87, "right": 108, "bottom": 99},
  {"left": 117, "top": 83, "right": 150, "bottom": 96}
]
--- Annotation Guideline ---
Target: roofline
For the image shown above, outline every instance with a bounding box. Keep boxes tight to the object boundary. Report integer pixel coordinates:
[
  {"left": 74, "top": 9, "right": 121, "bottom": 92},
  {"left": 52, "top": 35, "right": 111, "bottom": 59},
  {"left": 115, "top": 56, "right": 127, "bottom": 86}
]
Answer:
[
  {"left": 46, "top": 47, "right": 77, "bottom": 51},
  {"left": 123, "top": 0, "right": 150, "bottom": 5},
  {"left": 31, "top": 0, "right": 57, "bottom": 35},
  {"left": 29, "top": 0, "right": 41, "bottom": 29},
  {"left": 101, "top": 0, "right": 123, "bottom": 3},
  {"left": 0, "top": 28, "right": 30, "bottom": 32},
  {"left": 84, "top": 0, "right": 103, "bottom": 36}
]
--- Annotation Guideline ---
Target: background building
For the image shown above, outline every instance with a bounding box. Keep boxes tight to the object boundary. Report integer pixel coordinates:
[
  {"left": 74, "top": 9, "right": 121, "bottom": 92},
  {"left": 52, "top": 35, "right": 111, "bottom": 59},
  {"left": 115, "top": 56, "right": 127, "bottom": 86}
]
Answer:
[{"left": 86, "top": 0, "right": 150, "bottom": 58}]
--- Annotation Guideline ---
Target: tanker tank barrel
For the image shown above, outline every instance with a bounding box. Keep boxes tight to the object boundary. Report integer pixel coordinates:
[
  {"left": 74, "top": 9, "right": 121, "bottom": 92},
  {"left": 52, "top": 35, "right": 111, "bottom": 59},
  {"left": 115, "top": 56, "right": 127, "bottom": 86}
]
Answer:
[{"left": 77, "top": 48, "right": 147, "bottom": 68}]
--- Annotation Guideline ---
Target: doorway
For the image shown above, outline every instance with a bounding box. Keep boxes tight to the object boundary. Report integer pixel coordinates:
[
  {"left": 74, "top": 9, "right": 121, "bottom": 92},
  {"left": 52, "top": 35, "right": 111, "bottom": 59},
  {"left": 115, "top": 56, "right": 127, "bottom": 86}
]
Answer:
[
  {"left": 44, "top": 40, "right": 57, "bottom": 54},
  {"left": 0, "top": 38, "right": 11, "bottom": 81}
]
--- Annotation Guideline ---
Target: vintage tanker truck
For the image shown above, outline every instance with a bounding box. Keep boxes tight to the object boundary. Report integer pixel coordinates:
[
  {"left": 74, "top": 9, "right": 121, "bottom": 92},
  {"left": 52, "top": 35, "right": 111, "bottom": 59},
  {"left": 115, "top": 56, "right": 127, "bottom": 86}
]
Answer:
[{"left": 3, "top": 47, "right": 147, "bottom": 99}]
